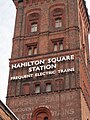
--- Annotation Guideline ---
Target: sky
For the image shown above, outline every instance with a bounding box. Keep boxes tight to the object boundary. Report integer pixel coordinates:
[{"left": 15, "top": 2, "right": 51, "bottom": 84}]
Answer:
[
  {"left": 0, "top": 0, "right": 90, "bottom": 104},
  {"left": 0, "top": 0, "right": 16, "bottom": 103}
]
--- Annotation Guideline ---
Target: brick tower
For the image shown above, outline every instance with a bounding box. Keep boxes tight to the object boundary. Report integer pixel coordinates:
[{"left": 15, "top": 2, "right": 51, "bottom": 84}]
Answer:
[{"left": 6, "top": 0, "right": 90, "bottom": 120}]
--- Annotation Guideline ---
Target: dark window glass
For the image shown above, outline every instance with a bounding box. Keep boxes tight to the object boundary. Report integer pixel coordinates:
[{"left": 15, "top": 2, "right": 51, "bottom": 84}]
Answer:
[{"left": 44, "top": 117, "right": 48, "bottom": 120}]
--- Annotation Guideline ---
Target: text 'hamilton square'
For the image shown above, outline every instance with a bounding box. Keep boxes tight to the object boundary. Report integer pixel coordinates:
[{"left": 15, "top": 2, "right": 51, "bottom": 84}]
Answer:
[{"left": 10, "top": 54, "right": 75, "bottom": 80}]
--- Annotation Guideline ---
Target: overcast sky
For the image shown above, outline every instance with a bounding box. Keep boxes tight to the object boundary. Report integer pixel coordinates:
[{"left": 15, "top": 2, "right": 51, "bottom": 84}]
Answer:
[
  {"left": 0, "top": 0, "right": 16, "bottom": 103},
  {"left": 0, "top": 0, "right": 90, "bottom": 104}
]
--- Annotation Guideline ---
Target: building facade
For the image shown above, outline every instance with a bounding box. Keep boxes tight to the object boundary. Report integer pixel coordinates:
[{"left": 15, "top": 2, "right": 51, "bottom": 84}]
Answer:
[
  {"left": 6, "top": 0, "right": 90, "bottom": 120},
  {"left": 0, "top": 100, "right": 18, "bottom": 120}
]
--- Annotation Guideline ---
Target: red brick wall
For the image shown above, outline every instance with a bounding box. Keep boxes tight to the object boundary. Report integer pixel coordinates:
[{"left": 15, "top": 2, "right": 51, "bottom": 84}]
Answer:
[{"left": 7, "top": 89, "right": 81, "bottom": 120}]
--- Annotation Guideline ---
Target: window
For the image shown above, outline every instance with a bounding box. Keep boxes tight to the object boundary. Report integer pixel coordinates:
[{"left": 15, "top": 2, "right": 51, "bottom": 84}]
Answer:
[
  {"left": 50, "top": 8, "right": 64, "bottom": 30},
  {"left": 44, "top": 117, "right": 48, "bottom": 120},
  {"left": 28, "top": 47, "right": 32, "bottom": 55},
  {"left": 22, "top": 83, "right": 30, "bottom": 95},
  {"left": 54, "top": 43, "right": 58, "bottom": 51},
  {"left": 59, "top": 42, "right": 63, "bottom": 50},
  {"left": 27, "top": 12, "right": 40, "bottom": 34},
  {"left": 55, "top": 18, "right": 62, "bottom": 28},
  {"left": 31, "top": 23, "right": 38, "bottom": 32},
  {"left": 32, "top": 107, "right": 51, "bottom": 120},
  {"left": 46, "top": 83, "right": 51, "bottom": 92},
  {"left": 35, "top": 84, "right": 40, "bottom": 93},
  {"left": 28, "top": 44, "right": 37, "bottom": 56},
  {"left": 53, "top": 40, "right": 63, "bottom": 52},
  {"left": 33, "top": 46, "right": 37, "bottom": 55}
]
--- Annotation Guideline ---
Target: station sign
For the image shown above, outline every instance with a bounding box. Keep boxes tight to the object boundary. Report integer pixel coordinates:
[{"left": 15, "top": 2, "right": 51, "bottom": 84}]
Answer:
[{"left": 10, "top": 54, "right": 75, "bottom": 80}]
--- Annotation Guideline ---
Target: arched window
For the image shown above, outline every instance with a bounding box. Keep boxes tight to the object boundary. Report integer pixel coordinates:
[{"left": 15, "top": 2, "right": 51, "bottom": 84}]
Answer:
[
  {"left": 27, "top": 12, "right": 40, "bottom": 34},
  {"left": 36, "top": 113, "right": 48, "bottom": 120},
  {"left": 50, "top": 8, "right": 64, "bottom": 30},
  {"left": 44, "top": 117, "right": 48, "bottom": 120},
  {"left": 32, "top": 107, "right": 51, "bottom": 120}
]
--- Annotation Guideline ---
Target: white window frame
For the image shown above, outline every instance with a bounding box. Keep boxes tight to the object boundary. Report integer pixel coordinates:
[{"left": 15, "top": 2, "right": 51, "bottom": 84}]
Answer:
[
  {"left": 35, "top": 84, "right": 40, "bottom": 93},
  {"left": 31, "top": 23, "right": 38, "bottom": 32},
  {"left": 55, "top": 18, "right": 62, "bottom": 28},
  {"left": 46, "top": 83, "right": 51, "bottom": 92}
]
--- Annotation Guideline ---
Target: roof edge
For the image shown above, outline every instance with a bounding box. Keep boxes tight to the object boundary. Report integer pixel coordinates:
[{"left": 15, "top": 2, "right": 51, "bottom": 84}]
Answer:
[{"left": 0, "top": 100, "right": 19, "bottom": 120}]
